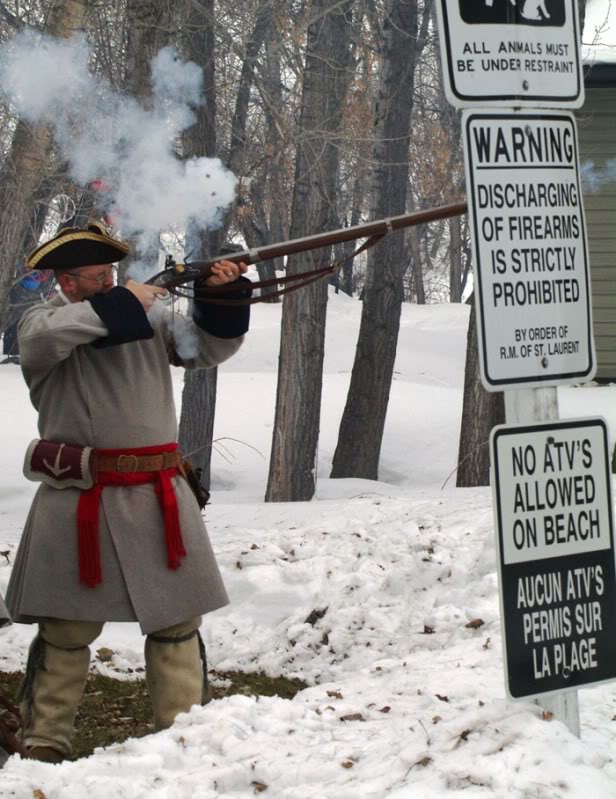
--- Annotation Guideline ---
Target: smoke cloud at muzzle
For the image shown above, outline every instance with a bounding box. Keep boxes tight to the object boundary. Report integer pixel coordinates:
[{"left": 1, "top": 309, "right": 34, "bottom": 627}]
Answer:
[{"left": 0, "top": 33, "right": 236, "bottom": 263}]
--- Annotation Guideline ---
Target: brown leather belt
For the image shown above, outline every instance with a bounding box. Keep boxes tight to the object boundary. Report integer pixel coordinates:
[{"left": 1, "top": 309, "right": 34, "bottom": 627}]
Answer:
[{"left": 94, "top": 451, "right": 182, "bottom": 474}]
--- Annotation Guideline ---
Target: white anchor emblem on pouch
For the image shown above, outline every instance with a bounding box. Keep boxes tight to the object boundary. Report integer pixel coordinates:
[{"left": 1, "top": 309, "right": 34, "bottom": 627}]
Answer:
[{"left": 43, "top": 443, "right": 72, "bottom": 478}]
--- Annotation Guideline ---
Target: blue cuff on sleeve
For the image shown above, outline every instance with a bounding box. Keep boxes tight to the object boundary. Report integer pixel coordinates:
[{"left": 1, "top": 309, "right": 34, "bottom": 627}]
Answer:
[
  {"left": 192, "top": 276, "right": 252, "bottom": 339},
  {"left": 87, "top": 286, "right": 154, "bottom": 349}
]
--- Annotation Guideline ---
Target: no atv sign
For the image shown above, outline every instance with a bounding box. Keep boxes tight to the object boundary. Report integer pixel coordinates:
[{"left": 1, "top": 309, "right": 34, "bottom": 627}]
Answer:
[
  {"left": 491, "top": 418, "right": 616, "bottom": 699},
  {"left": 435, "top": 0, "right": 584, "bottom": 107}
]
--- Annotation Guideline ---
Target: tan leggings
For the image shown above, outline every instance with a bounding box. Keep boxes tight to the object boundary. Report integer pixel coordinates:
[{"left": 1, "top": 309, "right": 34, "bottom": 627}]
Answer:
[{"left": 22, "top": 616, "right": 203, "bottom": 756}]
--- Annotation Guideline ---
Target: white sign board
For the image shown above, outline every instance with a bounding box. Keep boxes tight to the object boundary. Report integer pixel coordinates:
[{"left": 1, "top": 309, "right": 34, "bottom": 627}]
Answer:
[
  {"left": 435, "top": 0, "right": 584, "bottom": 108},
  {"left": 491, "top": 418, "right": 616, "bottom": 700},
  {"left": 463, "top": 110, "right": 595, "bottom": 390}
]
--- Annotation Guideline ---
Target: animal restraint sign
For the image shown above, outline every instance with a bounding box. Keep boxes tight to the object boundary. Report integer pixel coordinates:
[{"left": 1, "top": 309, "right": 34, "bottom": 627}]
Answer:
[
  {"left": 491, "top": 418, "right": 616, "bottom": 700},
  {"left": 435, "top": 0, "right": 584, "bottom": 107}
]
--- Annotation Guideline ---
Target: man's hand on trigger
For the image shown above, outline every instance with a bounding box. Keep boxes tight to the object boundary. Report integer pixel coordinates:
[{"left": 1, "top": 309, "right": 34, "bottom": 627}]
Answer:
[
  {"left": 125, "top": 279, "right": 169, "bottom": 312},
  {"left": 204, "top": 259, "right": 249, "bottom": 287}
]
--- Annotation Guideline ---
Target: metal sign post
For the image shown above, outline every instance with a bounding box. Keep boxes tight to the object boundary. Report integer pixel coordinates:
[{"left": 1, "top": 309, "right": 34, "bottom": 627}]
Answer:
[
  {"left": 504, "top": 388, "right": 580, "bottom": 732},
  {"left": 434, "top": 0, "right": 598, "bottom": 738}
]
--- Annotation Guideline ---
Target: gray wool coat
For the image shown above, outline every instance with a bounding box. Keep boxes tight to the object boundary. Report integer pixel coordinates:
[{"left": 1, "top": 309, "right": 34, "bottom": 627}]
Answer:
[{"left": 6, "top": 290, "right": 244, "bottom": 634}]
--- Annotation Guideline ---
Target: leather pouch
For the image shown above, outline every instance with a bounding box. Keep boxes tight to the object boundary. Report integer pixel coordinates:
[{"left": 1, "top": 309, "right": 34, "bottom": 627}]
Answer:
[
  {"left": 23, "top": 439, "right": 95, "bottom": 490},
  {"left": 178, "top": 457, "right": 211, "bottom": 510}
]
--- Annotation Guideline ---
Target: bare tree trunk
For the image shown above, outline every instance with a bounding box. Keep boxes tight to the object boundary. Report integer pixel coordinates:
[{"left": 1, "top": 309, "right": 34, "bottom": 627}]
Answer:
[
  {"left": 232, "top": 4, "right": 284, "bottom": 300},
  {"left": 449, "top": 214, "right": 462, "bottom": 302},
  {"left": 578, "top": 0, "right": 587, "bottom": 33},
  {"left": 119, "top": 0, "right": 175, "bottom": 279},
  {"left": 261, "top": 18, "right": 290, "bottom": 282},
  {"left": 124, "top": 0, "right": 175, "bottom": 105},
  {"left": 179, "top": 1, "right": 278, "bottom": 483},
  {"left": 227, "top": 4, "right": 271, "bottom": 178},
  {"left": 456, "top": 298, "right": 504, "bottom": 486},
  {"left": 459, "top": 217, "right": 471, "bottom": 294},
  {"left": 331, "top": 0, "right": 430, "bottom": 480},
  {"left": 0, "top": 0, "right": 89, "bottom": 332},
  {"left": 177, "top": 0, "right": 220, "bottom": 489},
  {"left": 408, "top": 226, "right": 425, "bottom": 304},
  {"left": 338, "top": 169, "right": 366, "bottom": 296},
  {"left": 266, "top": 0, "right": 354, "bottom": 502},
  {"left": 2, "top": 180, "right": 57, "bottom": 359},
  {"left": 179, "top": 366, "right": 218, "bottom": 488}
]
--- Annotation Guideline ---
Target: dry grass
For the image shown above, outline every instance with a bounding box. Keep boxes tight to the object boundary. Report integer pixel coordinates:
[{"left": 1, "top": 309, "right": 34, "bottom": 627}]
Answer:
[{"left": 0, "top": 668, "right": 306, "bottom": 760}]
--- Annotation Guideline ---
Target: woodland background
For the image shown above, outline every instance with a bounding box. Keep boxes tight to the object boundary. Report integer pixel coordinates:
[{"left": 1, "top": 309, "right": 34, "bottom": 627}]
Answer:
[{"left": 0, "top": 0, "right": 589, "bottom": 501}]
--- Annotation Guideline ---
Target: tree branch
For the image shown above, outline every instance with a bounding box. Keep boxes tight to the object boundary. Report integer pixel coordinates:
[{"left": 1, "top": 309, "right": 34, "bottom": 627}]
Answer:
[{"left": 0, "top": 2, "right": 28, "bottom": 31}]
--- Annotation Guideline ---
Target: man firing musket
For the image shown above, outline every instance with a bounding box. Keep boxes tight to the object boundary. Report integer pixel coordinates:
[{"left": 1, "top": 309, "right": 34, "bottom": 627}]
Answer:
[
  {"left": 4, "top": 221, "right": 251, "bottom": 762},
  {"left": 3, "top": 197, "right": 467, "bottom": 763}
]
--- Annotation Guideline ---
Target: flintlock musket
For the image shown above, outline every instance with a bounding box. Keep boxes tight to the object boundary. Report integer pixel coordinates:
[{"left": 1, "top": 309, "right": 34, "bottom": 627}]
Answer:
[{"left": 147, "top": 200, "right": 468, "bottom": 304}]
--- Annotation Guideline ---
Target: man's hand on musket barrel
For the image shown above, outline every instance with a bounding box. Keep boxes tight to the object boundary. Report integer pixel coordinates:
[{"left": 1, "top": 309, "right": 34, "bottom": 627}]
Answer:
[
  {"left": 125, "top": 279, "right": 169, "bottom": 311},
  {"left": 204, "top": 259, "right": 249, "bottom": 287}
]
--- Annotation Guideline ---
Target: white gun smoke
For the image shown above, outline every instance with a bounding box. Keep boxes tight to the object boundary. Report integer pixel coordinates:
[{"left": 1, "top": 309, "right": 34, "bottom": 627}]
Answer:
[
  {"left": 581, "top": 159, "right": 616, "bottom": 194},
  {"left": 0, "top": 33, "right": 236, "bottom": 271},
  {"left": 146, "top": 300, "right": 199, "bottom": 360}
]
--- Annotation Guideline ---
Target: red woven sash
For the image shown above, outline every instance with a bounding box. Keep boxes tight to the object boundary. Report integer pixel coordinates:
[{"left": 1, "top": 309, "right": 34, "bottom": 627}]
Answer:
[{"left": 77, "top": 443, "right": 186, "bottom": 588}]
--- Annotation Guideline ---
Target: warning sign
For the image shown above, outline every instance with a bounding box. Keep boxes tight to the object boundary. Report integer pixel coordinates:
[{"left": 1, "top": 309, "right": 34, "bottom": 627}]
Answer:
[
  {"left": 463, "top": 110, "right": 595, "bottom": 390},
  {"left": 491, "top": 418, "right": 616, "bottom": 700},
  {"left": 435, "top": 0, "right": 584, "bottom": 107}
]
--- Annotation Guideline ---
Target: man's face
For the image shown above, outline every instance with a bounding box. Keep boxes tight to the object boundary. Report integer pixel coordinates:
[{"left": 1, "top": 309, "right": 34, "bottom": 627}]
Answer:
[{"left": 60, "top": 264, "right": 116, "bottom": 302}]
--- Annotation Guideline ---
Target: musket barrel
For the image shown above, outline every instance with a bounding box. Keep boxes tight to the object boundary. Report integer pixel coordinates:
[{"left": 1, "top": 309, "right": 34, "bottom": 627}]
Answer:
[
  {"left": 202, "top": 200, "right": 467, "bottom": 268},
  {"left": 150, "top": 200, "right": 467, "bottom": 287}
]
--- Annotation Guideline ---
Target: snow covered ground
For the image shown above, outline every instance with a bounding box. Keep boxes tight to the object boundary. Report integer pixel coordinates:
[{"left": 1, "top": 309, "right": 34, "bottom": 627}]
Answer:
[{"left": 1, "top": 293, "right": 616, "bottom": 797}]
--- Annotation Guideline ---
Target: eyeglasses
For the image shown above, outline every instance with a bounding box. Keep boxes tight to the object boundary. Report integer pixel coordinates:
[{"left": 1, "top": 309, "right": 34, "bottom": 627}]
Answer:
[{"left": 64, "top": 266, "right": 117, "bottom": 286}]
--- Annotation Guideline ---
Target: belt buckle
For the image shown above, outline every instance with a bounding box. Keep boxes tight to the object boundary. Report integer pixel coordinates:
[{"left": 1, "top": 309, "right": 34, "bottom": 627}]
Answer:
[{"left": 117, "top": 454, "right": 138, "bottom": 473}]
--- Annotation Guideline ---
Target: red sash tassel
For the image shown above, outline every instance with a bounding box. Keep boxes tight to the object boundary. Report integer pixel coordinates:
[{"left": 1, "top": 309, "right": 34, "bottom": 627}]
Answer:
[
  {"left": 77, "top": 484, "right": 104, "bottom": 588},
  {"left": 155, "top": 468, "right": 186, "bottom": 570},
  {"left": 77, "top": 443, "right": 186, "bottom": 588}
]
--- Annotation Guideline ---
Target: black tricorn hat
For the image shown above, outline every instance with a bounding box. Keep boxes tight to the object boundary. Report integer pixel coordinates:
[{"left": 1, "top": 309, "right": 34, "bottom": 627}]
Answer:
[{"left": 26, "top": 221, "right": 130, "bottom": 270}]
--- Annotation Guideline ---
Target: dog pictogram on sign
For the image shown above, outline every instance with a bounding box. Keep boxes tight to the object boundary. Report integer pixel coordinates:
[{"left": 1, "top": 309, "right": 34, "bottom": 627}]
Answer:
[{"left": 461, "top": 0, "right": 566, "bottom": 26}]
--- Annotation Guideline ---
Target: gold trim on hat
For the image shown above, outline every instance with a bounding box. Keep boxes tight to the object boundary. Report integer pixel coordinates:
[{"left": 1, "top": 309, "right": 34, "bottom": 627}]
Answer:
[{"left": 27, "top": 230, "right": 130, "bottom": 269}]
